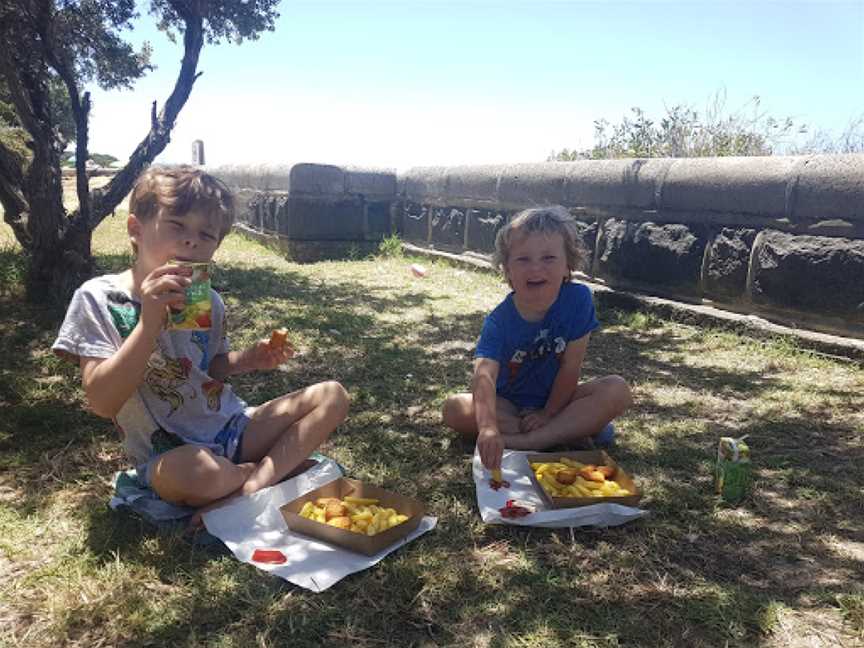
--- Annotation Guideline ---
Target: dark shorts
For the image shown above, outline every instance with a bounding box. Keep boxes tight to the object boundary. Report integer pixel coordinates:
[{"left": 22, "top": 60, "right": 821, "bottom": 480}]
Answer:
[{"left": 138, "top": 409, "right": 253, "bottom": 488}]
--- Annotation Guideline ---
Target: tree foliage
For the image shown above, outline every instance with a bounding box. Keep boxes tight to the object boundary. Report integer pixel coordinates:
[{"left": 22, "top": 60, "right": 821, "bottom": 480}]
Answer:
[
  {"left": 0, "top": 0, "right": 279, "bottom": 303},
  {"left": 550, "top": 91, "right": 862, "bottom": 161}
]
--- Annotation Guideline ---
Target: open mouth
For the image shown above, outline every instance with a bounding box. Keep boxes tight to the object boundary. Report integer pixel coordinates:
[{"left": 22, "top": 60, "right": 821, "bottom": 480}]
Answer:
[{"left": 526, "top": 279, "right": 548, "bottom": 288}]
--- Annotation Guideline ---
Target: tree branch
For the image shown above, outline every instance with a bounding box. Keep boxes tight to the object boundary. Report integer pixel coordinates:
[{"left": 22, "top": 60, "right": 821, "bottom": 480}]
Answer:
[
  {"left": 87, "top": 8, "right": 205, "bottom": 229},
  {"left": 0, "top": 137, "right": 31, "bottom": 248},
  {"left": 37, "top": 0, "right": 92, "bottom": 225}
]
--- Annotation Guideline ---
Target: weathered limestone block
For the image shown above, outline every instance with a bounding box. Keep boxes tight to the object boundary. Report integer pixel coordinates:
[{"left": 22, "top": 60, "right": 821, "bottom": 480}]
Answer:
[
  {"left": 749, "top": 230, "right": 864, "bottom": 317},
  {"left": 466, "top": 209, "right": 506, "bottom": 253},
  {"left": 346, "top": 167, "right": 396, "bottom": 197},
  {"left": 366, "top": 201, "right": 392, "bottom": 239},
  {"left": 565, "top": 158, "right": 672, "bottom": 208},
  {"left": 703, "top": 228, "right": 757, "bottom": 300},
  {"left": 400, "top": 202, "right": 429, "bottom": 244},
  {"left": 445, "top": 165, "right": 501, "bottom": 202},
  {"left": 283, "top": 196, "right": 365, "bottom": 240},
  {"left": 430, "top": 207, "right": 466, "bottom": 250},
  {"left": 792, "top": 155, "right": 864, "bottom": 225},
  {"left": 498, "top": 163, "right": 568, "bottom": 206},
  {"left": 595, "top": 219, "right": 707, "bottom": 292},
  {"left": 661, "top": 157, "right": 797, "bottom": 217},
  {"left": 289, "top": 163, "right": 345, "bottom": 194}
]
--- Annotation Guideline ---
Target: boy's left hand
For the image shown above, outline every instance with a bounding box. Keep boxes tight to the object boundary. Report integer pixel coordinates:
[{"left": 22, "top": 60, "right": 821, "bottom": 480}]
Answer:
[
  {"left": 520, "top": 410, "right": 551, "bottom": 433},
  {"left": 244, "top": 338, "right": 295, "bottom": 371}
]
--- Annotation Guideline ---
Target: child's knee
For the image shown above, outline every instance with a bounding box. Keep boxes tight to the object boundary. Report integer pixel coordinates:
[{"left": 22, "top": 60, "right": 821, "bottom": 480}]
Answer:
[
  {"left": 151, "top": 445, "right": 239, "bottom": 504},
  {"left": 606, "top": 375, "right": 633, "bottom": 411},
  {"left": 442, "top": 393, "right": 473, "bottom": 430},
  {"left": 319, "top": 380, "right": 349, "bottom": 418}
]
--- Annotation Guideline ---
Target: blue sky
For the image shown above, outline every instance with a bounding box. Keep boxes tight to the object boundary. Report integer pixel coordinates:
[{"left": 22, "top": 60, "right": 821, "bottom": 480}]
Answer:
[{"left": 88, "top": 0, "right": 864, "bottom": 169}]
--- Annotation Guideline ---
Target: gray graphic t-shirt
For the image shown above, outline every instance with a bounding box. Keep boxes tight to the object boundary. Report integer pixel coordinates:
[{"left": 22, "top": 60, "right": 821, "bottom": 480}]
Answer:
[{"left": 52, "top": 273, "right": 248, "bottom": 464}]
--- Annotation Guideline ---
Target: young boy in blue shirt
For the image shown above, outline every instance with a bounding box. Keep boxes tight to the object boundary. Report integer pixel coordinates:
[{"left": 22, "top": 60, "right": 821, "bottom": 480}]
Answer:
[
  {"left": 442, "top": 206, "right": 633, "bottom": 472},
  {"left": 53, "top": 165, "right": 349, "bottom": 516}
]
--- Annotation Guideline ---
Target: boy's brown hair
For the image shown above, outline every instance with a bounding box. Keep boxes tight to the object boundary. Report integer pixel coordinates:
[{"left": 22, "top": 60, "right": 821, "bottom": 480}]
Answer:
[
  {"left": 128, "top": 165, "right": 235, "bottom": 253},
  {"left": 492, "top": 205, "right": 587, "bottom": 275}
]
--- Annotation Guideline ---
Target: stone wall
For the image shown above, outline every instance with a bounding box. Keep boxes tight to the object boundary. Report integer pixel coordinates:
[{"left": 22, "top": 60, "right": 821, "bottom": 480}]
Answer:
[
  {"left": 212, "top": 163, "right": 397, "bottom": 262},
  {"left": 213, "top": 155, "right": 864, "bottom": 340},
  {"left": 395, "top": 155, "right": 864, "bottom": 339}
]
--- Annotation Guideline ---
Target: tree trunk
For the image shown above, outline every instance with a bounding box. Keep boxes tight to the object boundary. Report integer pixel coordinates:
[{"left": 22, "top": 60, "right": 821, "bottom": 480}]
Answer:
[{"left": 22, "top": 163, "right": 95, "bottom": 304}]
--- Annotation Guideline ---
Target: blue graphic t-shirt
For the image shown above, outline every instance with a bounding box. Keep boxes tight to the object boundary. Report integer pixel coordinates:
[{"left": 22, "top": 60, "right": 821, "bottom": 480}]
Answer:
[{"left": 474, "top": 282, "right": 599, "bottom": 409}]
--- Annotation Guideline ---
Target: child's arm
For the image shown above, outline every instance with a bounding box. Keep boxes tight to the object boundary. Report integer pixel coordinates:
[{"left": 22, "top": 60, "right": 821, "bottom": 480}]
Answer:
[
  {"left": 208, "top": 339, "right": 294, "bottom": 382},
  {"left": 522, "top": 335, "right": 590, "bottom": 432},
  {"left": 472, "top": 357, "right": 505, "bottom": 470},
  {"left": 80, "top": 266, "right": 191, "bottom": 418}
]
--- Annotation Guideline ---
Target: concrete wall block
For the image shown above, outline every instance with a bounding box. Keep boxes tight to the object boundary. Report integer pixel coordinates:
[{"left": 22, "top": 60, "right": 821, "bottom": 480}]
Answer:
[
  {"left": 346, "top": 167, "right": 397, "bottom": 196},
  {"left": 285, "top": 195, "right": 364, "bottom": 240},
  {"left": 661, "top": 156, "right": 798, "bottom": 217},
  {"left": 703, "top": 227, "right": 757, "bottom": 301},
  {"left": 288, "top": 163, "right": 346, "bottom": 195},
  {"left": 750, "top": 229, "right": 864, "bottom": 317},
  {"left": 595, "top": 219, "right": 707, "bottom": 292},
  {"left": 444, "top": 165, "right": 504, "bottom": 202},
  {"left": 213, "top": 163, "right": 294, "bottom": 191},
  {"left": 792, "top": 154, "right": 864, "bottom": 225},
  {"left": 430, "top": 207, "right": 466, "bottom": 251},
  {"left": 400, "top": 201, "right": 429, "bottom": 244},
  {"left": 400, "top": 166, "right": 450, "bottom": 200},
  {"left": 466, "top": 209, "right": 507, "bottom": 254},
  {"left": 365, "top": 201, "right": 392, "bottom": 239},
  {"left": 498, "top": 163, "right": 569, "bottom": 206},
  {"left": 564, "top": 158, "right": 671, "bottom": 208}
]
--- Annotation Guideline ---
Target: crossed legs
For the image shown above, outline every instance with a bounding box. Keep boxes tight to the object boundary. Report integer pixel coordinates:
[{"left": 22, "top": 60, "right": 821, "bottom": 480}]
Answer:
[
  {"left": 442, "top": 375, "right": 632, "bottom": 450},
  {"left": 150, "top": 380, "right": 349, "bottom": 508}
]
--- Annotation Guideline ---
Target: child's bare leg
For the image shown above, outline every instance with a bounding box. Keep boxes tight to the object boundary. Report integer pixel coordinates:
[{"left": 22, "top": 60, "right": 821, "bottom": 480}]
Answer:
[
  {"left": 500, "top": 375, "right": 632, "bottom": 450},
  {"left": 237, "top": 380, "right": 349, "bottom": 496},
  {"left": 442, "top": 393, "right": 521, "bottom": 443},
  {"left": 150, "top": 445, "right": 257, "bottom": 507}
]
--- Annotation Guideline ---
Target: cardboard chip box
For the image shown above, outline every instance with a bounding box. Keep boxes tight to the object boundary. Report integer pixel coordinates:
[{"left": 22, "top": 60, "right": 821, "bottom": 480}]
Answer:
[
  {"left": 280, "top": 478, "right": 426, "bottom": 556},
  {"left": 526, "top": 450, "right": 642, "bottom": 509}
]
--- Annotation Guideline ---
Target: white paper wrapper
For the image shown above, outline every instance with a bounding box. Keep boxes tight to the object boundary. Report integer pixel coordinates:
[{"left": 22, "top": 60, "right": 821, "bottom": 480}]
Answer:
[
  {"left": 203, "top": 459, "right": 437, "bottom": 592},
  {"left": 473, "top": 448, "right": 648, "bottom": 528}
]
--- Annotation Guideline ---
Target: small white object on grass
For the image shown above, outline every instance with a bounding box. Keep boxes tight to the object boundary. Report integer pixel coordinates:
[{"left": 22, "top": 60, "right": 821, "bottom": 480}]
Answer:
[{"left": 410, "top": 263, "right": 428, "bottom": 277}]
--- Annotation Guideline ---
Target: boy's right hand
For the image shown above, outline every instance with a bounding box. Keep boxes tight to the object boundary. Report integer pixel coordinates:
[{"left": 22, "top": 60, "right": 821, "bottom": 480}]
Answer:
[
  {"left": 477, "top": 427, "right": 504, "bottom": 471},
  {"left": 139, "top": 263, "right": 192, "bottom": 337}
]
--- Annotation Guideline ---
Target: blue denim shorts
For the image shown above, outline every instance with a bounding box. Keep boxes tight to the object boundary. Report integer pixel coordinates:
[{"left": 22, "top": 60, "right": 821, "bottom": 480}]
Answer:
[{"left": 139, "top": 409, "right": 253, "bottom": 488}]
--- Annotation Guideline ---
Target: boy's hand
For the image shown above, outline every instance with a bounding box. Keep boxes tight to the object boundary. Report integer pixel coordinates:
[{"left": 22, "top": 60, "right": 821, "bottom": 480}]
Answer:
[
  {"left": 243, "top": 337, "right": 295, "bottom": 372},
  {"left": 520, "top": 410, "right": 551, "bottom": 433},
  {"left": 139, "top": 264, "right": 192, "bottom": 337},
  {"left": 477, "top": 427, "right": 504, "bottom": 471}
]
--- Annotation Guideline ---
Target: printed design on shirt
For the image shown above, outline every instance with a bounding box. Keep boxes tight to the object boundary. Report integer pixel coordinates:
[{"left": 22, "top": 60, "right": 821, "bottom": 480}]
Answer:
[
  {"left": 106, "top": 291, "right": 140, "bottom": 339},
  {"left": 506, "top": 329, "right": 568, "bottom": 385},
  {"left": 191, "top": 331, "right": 210, "bottom": 370},
  {"left": 144, "top": 352, "right": 194, "bottom": 416},
  {"left": 201, "top": 379, "right": 224, "bottom": 411}
]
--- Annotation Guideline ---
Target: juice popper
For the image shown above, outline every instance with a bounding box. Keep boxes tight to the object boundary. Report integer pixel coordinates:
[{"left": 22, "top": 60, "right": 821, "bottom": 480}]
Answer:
[
  {"left": 167, "top": 261, "right": 212, "bottom": 330},
  {"left": 715, "top": 436, "right": 752, "bottom": 504}
]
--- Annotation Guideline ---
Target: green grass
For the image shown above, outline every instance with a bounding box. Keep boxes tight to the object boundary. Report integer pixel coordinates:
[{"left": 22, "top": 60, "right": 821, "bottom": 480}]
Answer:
[{"left": 2, "top": 216, "right": 864, "bottom": 647}]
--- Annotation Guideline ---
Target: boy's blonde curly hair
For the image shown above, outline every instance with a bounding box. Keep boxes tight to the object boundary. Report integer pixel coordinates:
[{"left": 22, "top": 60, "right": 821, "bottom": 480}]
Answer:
[
  {"left": 128, "top": 165, "right": 235, "bottom": 254},
  {"left": 492, "top": 205, "right": 587, "bottom": 275}
]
